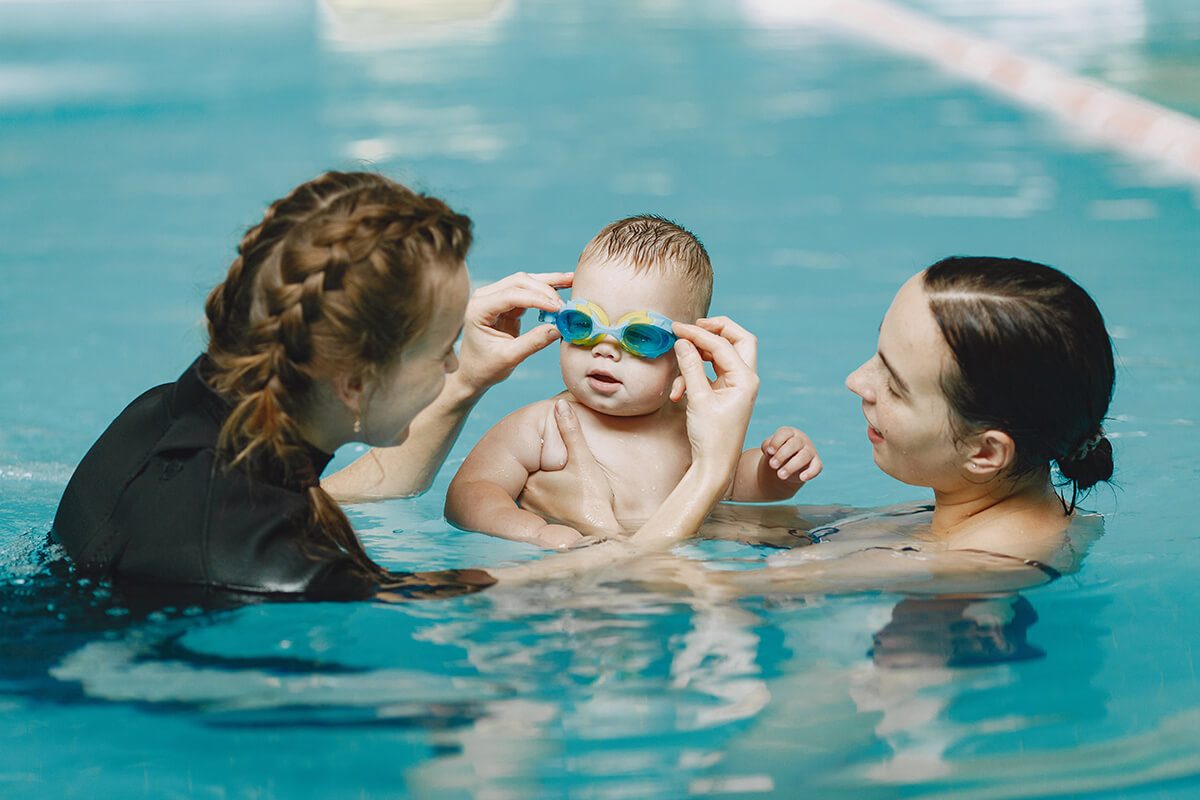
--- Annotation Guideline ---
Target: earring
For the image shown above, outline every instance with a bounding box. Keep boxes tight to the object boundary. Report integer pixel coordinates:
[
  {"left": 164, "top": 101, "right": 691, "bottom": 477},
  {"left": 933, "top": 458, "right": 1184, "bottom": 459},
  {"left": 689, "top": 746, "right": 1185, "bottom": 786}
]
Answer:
[{"left": 353, "top": 414, "right": 362, "bottom": 435}]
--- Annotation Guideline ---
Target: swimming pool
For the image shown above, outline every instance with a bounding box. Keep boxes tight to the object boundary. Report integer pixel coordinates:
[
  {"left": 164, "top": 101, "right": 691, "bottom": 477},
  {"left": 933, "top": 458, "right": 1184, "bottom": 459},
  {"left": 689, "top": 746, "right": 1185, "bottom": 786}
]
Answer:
[{"left": 2, "top": 1, "right": 1199, "bottom": 796}]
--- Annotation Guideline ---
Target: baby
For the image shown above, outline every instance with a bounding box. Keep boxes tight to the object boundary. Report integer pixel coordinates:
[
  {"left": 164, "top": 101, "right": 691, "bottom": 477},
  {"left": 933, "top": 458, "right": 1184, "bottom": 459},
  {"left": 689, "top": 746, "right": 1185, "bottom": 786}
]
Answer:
[{"left": 445, "top": 216, "right": 821, "bottom": 548}]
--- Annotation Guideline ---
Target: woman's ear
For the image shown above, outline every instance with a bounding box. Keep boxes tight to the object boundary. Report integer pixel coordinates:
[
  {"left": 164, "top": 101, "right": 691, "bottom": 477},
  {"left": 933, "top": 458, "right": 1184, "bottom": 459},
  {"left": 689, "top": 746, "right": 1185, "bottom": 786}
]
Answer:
[
  {"left": 332, "top": 372, "right": 367, "bottom": 414},
  {"left": 965, "top": 429, "right": 1016, "bottom": 480}
]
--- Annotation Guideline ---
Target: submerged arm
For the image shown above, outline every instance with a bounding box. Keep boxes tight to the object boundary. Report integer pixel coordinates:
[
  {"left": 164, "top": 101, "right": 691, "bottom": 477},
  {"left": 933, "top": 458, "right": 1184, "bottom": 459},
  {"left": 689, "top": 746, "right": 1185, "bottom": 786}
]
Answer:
[{"left": 713, "top": 547, "right": 1059, "bottom": 597}]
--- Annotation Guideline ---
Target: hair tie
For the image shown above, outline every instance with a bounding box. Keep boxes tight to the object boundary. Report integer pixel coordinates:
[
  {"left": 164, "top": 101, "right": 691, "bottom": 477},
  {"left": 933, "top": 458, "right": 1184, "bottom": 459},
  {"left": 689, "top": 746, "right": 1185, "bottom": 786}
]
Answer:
[{"left": 1069, "top": 432, "right": 1104, "bottom": 462}]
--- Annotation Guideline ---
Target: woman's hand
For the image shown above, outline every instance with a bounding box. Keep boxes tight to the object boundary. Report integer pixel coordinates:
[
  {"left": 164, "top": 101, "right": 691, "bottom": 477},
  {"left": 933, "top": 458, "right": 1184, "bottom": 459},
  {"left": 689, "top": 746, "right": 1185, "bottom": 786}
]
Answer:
[
  {"left": 670, "top": 318, "right": 760, "bottom": 483},
  {"left": 518, "top": 399, "right": 624, "bottom": 540},
  {"left": 453, "top": 271, "right": 572, "bottom": 397}
]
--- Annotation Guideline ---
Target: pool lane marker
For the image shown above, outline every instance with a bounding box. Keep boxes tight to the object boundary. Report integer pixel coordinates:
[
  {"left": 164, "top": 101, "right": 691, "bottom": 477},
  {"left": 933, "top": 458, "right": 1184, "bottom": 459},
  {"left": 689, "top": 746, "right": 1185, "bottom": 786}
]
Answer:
[{"left": 811, "top": 0, "right": 1200, "bottom": 184}]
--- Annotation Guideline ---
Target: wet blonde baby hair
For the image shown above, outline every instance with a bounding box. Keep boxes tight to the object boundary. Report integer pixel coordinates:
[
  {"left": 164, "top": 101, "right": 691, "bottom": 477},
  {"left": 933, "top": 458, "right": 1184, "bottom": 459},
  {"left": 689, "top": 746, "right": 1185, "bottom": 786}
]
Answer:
[{"left": 578, "top": 215, "right": 713, "bottom": 318}]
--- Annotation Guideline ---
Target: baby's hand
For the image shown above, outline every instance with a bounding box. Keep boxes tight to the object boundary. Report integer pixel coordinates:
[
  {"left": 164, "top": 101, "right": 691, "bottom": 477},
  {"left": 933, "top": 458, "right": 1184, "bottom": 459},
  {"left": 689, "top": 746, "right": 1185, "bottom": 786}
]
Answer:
[
  {"left": 534, "top": 523, "right": 592, "bottom": 550},
  {"left": 762, "top": 427, "right": 822, "bottom": 483}
]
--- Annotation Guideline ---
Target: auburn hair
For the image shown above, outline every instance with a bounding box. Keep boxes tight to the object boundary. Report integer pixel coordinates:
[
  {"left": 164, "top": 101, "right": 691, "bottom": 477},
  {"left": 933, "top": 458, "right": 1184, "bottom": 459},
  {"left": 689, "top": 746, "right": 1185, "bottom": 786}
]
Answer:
[{"left": 203, "top": 171, "right": 472, "bottom": 579}]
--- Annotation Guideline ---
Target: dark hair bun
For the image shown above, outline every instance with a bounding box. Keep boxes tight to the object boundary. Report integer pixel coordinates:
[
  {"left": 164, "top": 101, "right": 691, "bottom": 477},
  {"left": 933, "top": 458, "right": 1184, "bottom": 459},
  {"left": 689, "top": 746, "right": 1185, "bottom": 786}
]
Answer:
[{"left": 1057, "top": 436, "right": 1114, "bottom": 491}]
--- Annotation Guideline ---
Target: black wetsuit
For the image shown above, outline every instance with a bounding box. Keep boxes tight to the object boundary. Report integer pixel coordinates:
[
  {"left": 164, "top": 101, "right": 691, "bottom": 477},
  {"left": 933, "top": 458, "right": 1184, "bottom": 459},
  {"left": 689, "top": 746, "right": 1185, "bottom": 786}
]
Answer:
[{"left": 52, "top": 357, "right": 493, "bottom": 602}]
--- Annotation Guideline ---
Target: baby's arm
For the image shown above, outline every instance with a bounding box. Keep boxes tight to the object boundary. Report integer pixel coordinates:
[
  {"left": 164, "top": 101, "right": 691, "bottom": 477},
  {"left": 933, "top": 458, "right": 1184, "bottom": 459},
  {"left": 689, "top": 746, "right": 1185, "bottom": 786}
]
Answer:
[
  {"left": 727, "top": 426, "right": 822, "bottom": 502},
  {"left": 445, "top": 402, "right": 586, "bottom": 550}
]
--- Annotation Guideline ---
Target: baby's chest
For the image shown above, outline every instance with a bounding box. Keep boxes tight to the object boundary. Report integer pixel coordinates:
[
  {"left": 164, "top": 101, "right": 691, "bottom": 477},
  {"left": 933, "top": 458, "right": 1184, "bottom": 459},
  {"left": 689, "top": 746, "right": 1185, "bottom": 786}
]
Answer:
[{"left": 588, "top": 434, "right": 691, "bottom": 519}]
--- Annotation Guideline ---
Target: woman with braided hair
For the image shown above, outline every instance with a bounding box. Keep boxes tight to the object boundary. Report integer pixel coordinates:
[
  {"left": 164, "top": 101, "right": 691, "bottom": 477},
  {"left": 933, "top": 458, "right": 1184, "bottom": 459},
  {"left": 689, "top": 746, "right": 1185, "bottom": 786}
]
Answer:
[{"left": 51, "top": 171, "right": 762, "bottom": 601}]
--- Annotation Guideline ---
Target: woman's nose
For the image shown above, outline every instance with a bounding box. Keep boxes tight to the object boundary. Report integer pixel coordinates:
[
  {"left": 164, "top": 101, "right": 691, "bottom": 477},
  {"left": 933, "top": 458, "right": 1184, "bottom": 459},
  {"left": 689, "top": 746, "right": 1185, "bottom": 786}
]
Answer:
[{"left": 845, "top": 360, "right": 874, "bottom": 401}]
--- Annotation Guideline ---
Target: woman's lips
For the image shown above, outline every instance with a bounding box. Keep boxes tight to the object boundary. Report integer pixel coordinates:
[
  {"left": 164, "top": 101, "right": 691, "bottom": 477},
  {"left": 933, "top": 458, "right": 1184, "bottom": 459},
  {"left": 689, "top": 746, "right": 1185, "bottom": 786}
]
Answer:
[
  {"left": 587, "top": 372, "right": 622, "bottom": 395},
  {"left": 866, "top": 422, "right": 884, "bottom": 444}
]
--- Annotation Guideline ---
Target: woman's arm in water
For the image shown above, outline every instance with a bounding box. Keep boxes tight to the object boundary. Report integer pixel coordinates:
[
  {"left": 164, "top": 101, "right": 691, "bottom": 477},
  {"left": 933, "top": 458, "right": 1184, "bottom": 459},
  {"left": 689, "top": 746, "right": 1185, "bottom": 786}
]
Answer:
[
  {"left": 629, "top": 547, "right": 1064, "bottom": 600},
  {"left": 324, "top": 272, "right": 571, "bottom": 502},
  {"left": 490, "top": 320, "right": 760, "bottom": 584}
]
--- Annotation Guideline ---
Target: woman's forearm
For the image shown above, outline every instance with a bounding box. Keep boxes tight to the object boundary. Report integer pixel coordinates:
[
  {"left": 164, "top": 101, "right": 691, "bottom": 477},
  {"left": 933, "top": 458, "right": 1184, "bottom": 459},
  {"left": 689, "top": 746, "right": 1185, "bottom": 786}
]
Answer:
[
  {"left": 629, "top": 461, "right": 737, "bottom": 547},
  {"left": 323, "top": 373, "right": 482, "bottom": 502},
  {"left": 712, "top": 548, "right": 1051, "bottom": 597},
  {"left": 492, "top": 461, "right": 731, "bottom": 584}
]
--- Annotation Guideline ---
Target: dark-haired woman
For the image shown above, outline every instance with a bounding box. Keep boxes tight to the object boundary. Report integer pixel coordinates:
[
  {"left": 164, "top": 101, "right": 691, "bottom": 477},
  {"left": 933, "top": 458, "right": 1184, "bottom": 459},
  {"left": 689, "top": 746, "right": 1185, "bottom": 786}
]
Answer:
[
  {"left": 51, "top": 171, "right": 759, "bottom": 602},
  {"left": 548, "top": 256, "right": 1116, "bottom": 596}
]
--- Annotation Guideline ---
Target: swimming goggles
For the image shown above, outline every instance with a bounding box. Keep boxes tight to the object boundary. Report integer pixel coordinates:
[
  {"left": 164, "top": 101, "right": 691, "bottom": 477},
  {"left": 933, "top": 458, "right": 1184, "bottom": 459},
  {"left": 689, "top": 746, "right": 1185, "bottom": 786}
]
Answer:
[{"left": 539, "top": 298, "right": 677, "bottom": 359}]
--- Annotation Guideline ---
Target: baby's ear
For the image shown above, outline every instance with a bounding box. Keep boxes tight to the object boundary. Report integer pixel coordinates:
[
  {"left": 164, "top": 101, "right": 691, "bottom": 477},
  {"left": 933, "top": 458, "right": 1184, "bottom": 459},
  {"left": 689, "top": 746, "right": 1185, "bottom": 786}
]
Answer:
[{"left": 670, "top": 375, "right": 686, "bottom": 402}]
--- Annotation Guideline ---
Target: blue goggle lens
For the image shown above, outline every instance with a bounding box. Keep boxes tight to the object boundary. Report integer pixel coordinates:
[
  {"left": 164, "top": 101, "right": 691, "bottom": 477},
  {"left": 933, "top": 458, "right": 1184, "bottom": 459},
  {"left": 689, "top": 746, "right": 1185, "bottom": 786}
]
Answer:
[
  {"left": 621, "top": 323, "right": 674, "bottom": 358},
  {"left": 557, "top": 309, "right": 595, "bottom": 342}
]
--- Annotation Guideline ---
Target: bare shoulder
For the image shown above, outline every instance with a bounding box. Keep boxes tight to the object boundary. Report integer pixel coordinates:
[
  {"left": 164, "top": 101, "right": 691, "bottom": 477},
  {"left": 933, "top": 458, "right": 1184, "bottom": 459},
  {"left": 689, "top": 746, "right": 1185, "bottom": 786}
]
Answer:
[
  {"left": 951, "top": 504, "right": 1076, "bottom": 571},
  {"left": 460, "top": 395, "right": 567, "bottom": 473}
]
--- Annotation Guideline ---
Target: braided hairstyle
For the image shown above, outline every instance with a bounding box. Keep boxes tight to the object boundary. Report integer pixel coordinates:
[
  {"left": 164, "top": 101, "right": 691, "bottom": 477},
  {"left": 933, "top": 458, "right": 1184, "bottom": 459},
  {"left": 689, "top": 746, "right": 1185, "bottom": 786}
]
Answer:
[
  {"left": 204, "top": 172, "right": 472, "bottom": 579},
  {"left": 922, "top": 257, "right": 1115, "bottom": 511}
]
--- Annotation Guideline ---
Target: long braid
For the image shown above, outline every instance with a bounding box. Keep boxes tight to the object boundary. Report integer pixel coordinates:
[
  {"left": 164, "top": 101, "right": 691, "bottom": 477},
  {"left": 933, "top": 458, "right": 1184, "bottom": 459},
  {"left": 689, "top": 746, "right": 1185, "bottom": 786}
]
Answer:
[
  {"left": 205, "top": 172, "right": 472, "bottom": 582},
  {"left": 205, "top": 172, "right": 375, "bottom": 352}
]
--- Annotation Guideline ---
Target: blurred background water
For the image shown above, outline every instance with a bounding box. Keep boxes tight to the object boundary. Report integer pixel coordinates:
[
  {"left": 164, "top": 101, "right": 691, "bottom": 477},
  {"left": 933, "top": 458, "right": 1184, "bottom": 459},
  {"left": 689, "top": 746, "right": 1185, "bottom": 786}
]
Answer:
[{"left": 1, "top": 0, "right": 1198, "bottom": 797}]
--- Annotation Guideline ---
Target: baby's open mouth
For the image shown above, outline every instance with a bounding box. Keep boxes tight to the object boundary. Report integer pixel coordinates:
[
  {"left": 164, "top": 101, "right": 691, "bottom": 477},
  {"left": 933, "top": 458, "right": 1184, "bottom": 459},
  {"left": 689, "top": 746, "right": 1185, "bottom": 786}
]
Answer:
[{"left": 586, "top": 370, "right": 622, "bottom": 393}]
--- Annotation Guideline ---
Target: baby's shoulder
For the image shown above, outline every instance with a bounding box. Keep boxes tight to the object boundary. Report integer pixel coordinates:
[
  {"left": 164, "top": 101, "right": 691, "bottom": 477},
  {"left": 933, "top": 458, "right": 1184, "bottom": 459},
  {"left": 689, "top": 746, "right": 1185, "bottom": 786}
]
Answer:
[
  {"left": 473, "top": 394, "right": 571, "bottom": 467},
  {"left": 482, "top": 393, "right": 561, "bottom": 431},
  {"left": 494, "top": 394, "right": 569, "bottom": 433},
  {"left": 502, "top": 394, "right": 579, "bottom": 472}
]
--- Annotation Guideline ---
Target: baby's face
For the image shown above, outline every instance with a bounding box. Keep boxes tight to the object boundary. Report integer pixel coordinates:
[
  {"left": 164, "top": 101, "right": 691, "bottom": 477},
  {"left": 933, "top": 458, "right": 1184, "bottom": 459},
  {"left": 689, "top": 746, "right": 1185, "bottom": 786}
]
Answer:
[{"left": 560, "top": 257, "right": 698, "bottom": 417}]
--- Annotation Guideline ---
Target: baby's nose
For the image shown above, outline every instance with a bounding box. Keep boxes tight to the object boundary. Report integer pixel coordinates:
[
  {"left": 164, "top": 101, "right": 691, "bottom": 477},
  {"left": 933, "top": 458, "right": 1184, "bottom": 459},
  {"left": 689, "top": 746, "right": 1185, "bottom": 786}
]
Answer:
[{"left": 591, "top": 337, "right": 622, "bottom": 360}]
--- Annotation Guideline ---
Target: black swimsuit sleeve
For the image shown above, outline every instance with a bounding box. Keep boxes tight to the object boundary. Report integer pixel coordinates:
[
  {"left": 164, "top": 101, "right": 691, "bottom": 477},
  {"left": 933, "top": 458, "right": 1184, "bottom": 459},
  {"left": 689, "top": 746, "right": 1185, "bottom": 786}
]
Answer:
[{"left": 303, "top": 558, "right": 381, "bottom": 601}]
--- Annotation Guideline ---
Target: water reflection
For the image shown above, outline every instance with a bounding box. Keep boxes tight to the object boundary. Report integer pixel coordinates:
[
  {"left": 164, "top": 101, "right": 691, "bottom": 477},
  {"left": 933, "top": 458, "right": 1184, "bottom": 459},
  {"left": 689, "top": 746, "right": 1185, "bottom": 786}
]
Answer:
[
  {"left": 869, "top": 594, "right": 1045, "bottom": 670},
  {"left": 853, "top": 594, "right": 1045, "bottom": 782}
]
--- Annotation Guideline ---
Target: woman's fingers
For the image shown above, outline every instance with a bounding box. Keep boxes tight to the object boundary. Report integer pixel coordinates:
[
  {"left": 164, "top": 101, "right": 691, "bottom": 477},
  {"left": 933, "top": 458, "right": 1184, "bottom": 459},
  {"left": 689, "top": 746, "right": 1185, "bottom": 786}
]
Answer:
[
  {"left": 695, "top": 316, "right": 758, "bottom": 370},
  {"left": 472, "top": 271, "right": 571, "bottom": 304},
  {"left": 521, "top": 271, "right": 574, "bottom": 289},
  {"left": 476, "top": 270, "right": 572, "bottom": 291},
  {"left": 669, "top": 375, "right": 686, "bottom": 403},
  {"left": 451, "top": 272, "right": 573, "bottom": 394},
  {"left": 472, "top": 286, "right": 562, "bottom": 323},
  {"left": 553, "top": 398, "right": 599, "bottom": 467},
  {"left": 673, "top": 322, "right": 756, "bottom": 388},
  {"left": 673, "top": 338, "right": 713, "bottom": 397},
  {"left": 507, "top": 323, "right": 562, "bottom": 360}
]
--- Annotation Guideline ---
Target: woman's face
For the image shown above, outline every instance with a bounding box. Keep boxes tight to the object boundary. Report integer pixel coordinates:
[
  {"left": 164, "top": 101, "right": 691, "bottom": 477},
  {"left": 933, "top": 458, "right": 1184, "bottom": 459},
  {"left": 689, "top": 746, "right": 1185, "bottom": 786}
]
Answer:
[
  {"left": 360, "top": 264, "right": 470, "bottom": 446},
  {"left": 845, "top": 274, "right": 965, "bottom": 490}
]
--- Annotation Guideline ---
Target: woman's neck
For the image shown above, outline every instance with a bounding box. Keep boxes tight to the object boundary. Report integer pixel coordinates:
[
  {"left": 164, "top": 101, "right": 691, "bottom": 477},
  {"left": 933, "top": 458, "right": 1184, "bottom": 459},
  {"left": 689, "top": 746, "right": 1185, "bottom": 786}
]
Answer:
[{"left": 930, "top": 476, "right": 1063, "bottom": 541}]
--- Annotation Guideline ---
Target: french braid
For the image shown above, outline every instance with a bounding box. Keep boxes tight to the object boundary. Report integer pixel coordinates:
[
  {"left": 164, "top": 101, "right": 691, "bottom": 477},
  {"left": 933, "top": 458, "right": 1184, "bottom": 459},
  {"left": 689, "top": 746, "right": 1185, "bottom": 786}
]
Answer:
[{"left": 204, "top": 172, "right": 473, "bottom": 580}]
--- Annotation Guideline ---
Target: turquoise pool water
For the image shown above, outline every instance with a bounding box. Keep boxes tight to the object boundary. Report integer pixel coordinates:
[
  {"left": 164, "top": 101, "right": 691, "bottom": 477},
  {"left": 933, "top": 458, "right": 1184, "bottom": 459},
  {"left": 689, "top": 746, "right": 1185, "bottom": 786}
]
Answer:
[{"left": 2, "top": 1, "right": 1199, "bottom": 797}]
